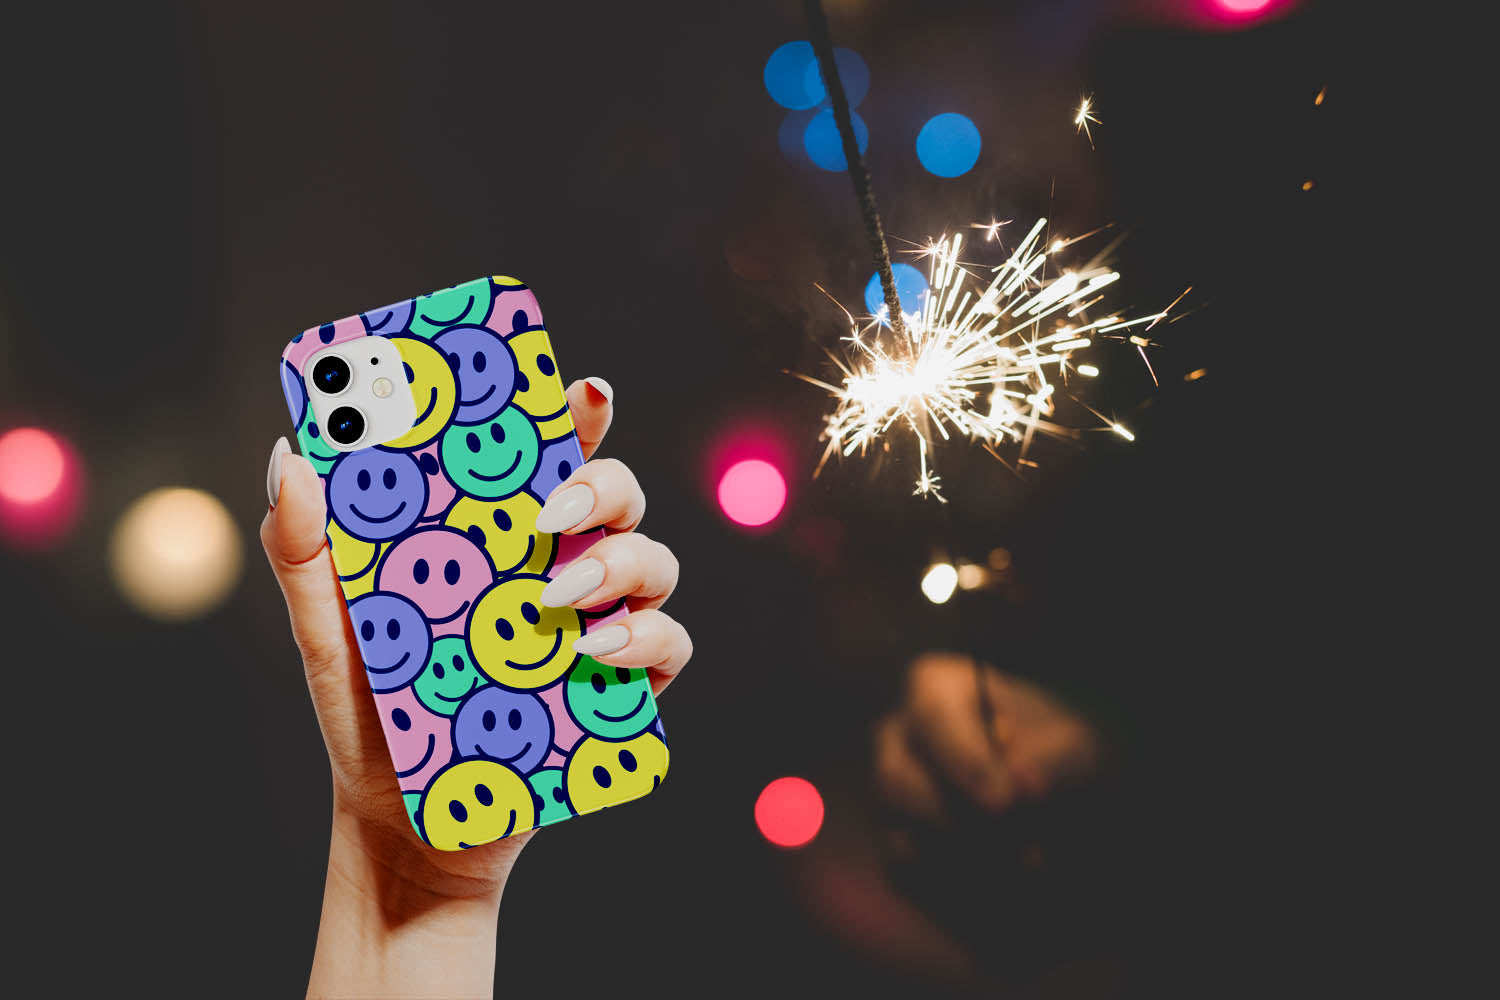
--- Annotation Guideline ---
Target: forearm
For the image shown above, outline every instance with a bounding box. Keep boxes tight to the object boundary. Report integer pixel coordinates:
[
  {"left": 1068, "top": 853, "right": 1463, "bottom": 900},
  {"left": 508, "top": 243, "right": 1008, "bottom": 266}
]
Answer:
[{"left": 307, "top": 808, "right": 504, "bottom": 1000}]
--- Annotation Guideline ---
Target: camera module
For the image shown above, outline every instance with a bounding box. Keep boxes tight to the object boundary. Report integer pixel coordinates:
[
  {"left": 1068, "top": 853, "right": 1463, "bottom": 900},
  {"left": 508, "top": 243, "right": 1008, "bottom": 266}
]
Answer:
[
  {"left": 312, "top": 355, "right": 352, "bottom": 395},
  {"left": 326, "top": 406, "right": 366, "bottom": 446}
]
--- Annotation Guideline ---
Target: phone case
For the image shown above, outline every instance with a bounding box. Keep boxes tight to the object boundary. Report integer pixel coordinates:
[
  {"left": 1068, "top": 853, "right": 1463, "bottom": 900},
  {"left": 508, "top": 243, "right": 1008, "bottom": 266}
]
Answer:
[{"left": 279, "top": 275, "right": 667, "bottom": 850}]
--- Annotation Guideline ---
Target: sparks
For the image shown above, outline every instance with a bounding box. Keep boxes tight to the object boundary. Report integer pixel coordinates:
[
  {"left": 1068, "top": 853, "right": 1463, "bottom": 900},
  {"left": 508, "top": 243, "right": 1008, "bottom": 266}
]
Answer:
[
  {"left": 799, "top": 220, "right": 1182, "bottom": 499},
  {"left": 1074, "top": 96, "right": 1100, "bottom": 148}
]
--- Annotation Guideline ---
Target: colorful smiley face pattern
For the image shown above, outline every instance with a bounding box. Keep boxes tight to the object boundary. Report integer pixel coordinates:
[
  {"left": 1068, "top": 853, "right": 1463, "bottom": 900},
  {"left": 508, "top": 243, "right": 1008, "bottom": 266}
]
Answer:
[{"left": 280, "top": 276, "right": 667, "bottom": 851}]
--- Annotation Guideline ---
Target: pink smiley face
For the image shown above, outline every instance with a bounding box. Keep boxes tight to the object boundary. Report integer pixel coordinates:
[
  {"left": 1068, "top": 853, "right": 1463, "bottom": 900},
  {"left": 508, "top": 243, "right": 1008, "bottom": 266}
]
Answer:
[
  {"left": 375, "top": 526, "right": 494, "bottom": 636},
  {"left": 485, "top": 285, "right": 544, "bottom": 338},
  {"left": 372, "top": 686, "right": 453, "bottom": 792}
]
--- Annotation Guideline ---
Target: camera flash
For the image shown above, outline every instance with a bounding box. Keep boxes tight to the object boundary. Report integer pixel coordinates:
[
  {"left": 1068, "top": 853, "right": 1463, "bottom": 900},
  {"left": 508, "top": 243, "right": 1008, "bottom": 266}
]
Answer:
[{"left": 371, "top": 377, "right": 394, "bottom": 399}]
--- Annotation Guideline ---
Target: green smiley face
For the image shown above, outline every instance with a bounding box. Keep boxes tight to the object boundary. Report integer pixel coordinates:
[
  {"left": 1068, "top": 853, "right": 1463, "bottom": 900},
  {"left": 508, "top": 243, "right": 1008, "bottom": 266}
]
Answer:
[
  {"left": 295, "top": 400, "right": 341, "bottom": 474},
  {"left": 408, "top": 277, "right": 492, "bottom": 339},
  {"left": 527, "top": 767, "right": 574, "bottom": 826},
  {"left": 413, "top": 637, "right": 488, "bottom": 717},
  {"left": 564, "top": 655, "right": 657, "bottom": 740},
  {"left": 402, "top": 791, "right": 423, "bottom": 835},
  {"left": 440, "top": 405, "right": 540, "bottom": 500}
]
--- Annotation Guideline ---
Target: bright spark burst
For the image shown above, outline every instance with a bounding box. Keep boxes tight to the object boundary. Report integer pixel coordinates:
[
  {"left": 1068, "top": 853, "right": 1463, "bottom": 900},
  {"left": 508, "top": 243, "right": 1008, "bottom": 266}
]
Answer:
[
  {"left": 1074, "top": 96, "right": 1100, "bottom": 148},
  {"left": 799, "top": 219, "right": 1181, "bottom": 500}
]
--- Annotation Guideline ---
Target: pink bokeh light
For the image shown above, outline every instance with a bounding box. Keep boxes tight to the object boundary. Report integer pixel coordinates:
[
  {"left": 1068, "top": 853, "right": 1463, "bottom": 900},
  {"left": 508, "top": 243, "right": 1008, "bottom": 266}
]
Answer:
[
  {"left": 717, "top": 459, "right": 787, "bottom": 527},
  {"left": 755, "top": 776, "right": 824, "bottom": 848},
  {"left": 0, "top": 426, "right": 84, "bottom": 550}
]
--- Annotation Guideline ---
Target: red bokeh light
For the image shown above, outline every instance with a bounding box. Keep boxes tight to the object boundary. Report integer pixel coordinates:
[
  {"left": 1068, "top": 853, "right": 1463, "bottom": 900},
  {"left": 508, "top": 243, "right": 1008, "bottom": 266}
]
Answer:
[
  {"left": 717, "top": 459, "right": 787, "bottom": 527},
  {"left": 1214, "top": 0, "right": 1273, "bottom": 13},
  {"left": 0, "top": 426, "right": 84, "bottom": 550},
  {"left": 754, "top": 776, "right": 824, "bottom": 848}
]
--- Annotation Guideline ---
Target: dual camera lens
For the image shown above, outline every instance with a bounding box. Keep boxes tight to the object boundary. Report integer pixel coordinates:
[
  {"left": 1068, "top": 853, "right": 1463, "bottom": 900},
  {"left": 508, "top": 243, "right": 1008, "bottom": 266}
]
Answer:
[{"left": 311, "top": 355, "right": 365, "bottom": 445}]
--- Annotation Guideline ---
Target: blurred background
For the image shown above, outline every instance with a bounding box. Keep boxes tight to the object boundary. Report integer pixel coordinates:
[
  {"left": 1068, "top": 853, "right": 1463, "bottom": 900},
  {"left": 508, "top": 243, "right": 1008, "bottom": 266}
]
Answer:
[{"left": 1, "top": 0, "right": 1347, "bottom": 996}]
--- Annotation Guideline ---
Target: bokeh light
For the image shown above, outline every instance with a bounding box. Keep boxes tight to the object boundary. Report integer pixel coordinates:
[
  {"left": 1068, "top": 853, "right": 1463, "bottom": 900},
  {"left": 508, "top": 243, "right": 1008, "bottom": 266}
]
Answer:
[
  {"left": 0, "top": 426, "right": 83, "bottom": 550},
  {"left": 920, "top": 562, "right": 958, "bottom": 604},
  {"left": 763, "top": 41, "right": 821, "bottom": 110},
  {"left": 110, "top": 487, "right": 244, "bottom": 621},
  {"left": 805, "top": 108, "right": 869, "bottom": 171},
  {"left": 916, "top": 112, "right": 982, "bottom": 177},
  {"left": 864, "top": 261, "right": 929, "bottom": 318},
  {"left": 1215, "top": 0, "right": 1274, "bottom": 13},
  {"left": 717, "top": 459, "right": 787, "bottom": 528},
  {"left": 802, "top": 47, "right": 869, "bottom": 107},
  {"left": 755, "top": 776, "right": 824, "bottom": 848}
]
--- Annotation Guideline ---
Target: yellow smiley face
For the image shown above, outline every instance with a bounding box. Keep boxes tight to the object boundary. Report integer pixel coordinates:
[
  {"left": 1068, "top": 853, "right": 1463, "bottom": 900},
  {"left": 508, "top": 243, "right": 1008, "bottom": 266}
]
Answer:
[
  {"left": 443, "top": 493, "right": 556, "bottom": 576},
  {"left": 384, "top": 336, "right": 458, "bottom": 449},
  {"left": 467, "top": 574, "right": 581, "bottom": 689},
  {"left": 507, "top": 329, "right": 574, "bottom": 439},
  {"left": 565, "top": 732, "right": 669, "bottom": 816},
  {"left": 326, "top": 519, "right": 386, "bottom": 599},
  {"left": 419, "top": 759, "right": 537, "bottom": 851}
]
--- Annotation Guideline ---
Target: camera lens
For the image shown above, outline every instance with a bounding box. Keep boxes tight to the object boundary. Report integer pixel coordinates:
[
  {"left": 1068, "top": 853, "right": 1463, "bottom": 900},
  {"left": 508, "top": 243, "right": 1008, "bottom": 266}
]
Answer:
[
  {"left": 326, "top": 406, "right": 366, "bottom": 446},
  {"left": 312, "top": 355, "right": 352, "bottom": 395}
]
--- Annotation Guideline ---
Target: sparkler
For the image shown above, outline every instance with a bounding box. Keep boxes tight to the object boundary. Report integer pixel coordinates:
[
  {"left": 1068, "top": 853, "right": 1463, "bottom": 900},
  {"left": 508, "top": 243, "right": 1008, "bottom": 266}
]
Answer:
[
  {"left": 799, "top": 218, "right": 1181, "bottom": 500},
  {"left": 1074, "top": 96, "right": 1100, "bottom": 147}
]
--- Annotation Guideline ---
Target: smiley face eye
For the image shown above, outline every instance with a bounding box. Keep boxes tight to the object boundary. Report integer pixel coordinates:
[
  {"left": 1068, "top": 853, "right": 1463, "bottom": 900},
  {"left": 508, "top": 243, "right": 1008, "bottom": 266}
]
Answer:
[
  {"left": 449, "top": 800, "right": 468, "bottom": 822},
  {"left": 444, "top": 559, "right": 460, "bottom": 585},
  {"left": 591, "top": 673, "right": 606, "bottom": 694},
  {"left": 452, "top": 655, "right": 464, "bottom": 672},
  {"left": 466, "top": 432, "right": 481, "bottom": 453},
  {"left": 308, "top": 422, "right": 320, "bottom": 439},
  {"left": 618, "top": 749, "right": 638, "bottom": 772},
  {"left": 490, "top": 422, "right": 505, "bottom": 445},
  {"left": 495, "top": 618, "right": 514, "bottom": 640},
  {"left": 357, "top": 469, "right": 372, "bottom": 490},
  {"left": 482, "top": 709, "right": 496, "bottom": 731},
  {"left": 507, "top": 708, "right": 522, "bottom": 730},
  {"left": 515, "top": 371, "right": 530, "bottom": 393},
  {"left": 419, "top": 453, "right": 439, "bottom": 475},
  {"left": 592, "top": 765, "right": 612, "bottom": 789},
  {"left": 556, "top": 459, "right": 572, "bottom": 480},
  {"left": 521, "top": 602, "right": 540, "bottom": 625},
  {"left": 465, "top": 524, "right": 486, "bottom": 547},
  {"left": 493, "top": 509, "right": 512, "bottom": 531},
  {"left": 413, "top": 559, "right": 429, "bottom": 584},
  {"left": 382, "top": 468, "right": 397, "bottom": 490},
  {"left": 552, "top": 786, "right": 567, "bottom": 803},
  {"left": 473, "top": 351, "right": 487, "bottom": 374},
  {"left": 432, "top": 662, "right": 445, "bottom": 680},
  {"left": 537, "top": 354, "right": 555, "bottom": 376},
  {"left": 475, "top": 783, "right": 493, "bottom": 806},
  {"left": 392, "top": 708, "right": 411, "bottom": 731},
  {"left": 404, "top": 362, "right": 415, "bottom": 384},
  {"left": 615, "top": 667, "right": 631, "bottom": 684},
  {"left": 361, "top": 620, "right": 375, "bottom": 641},
  {"left": 449, "top": 352, "right": 462, "bottom": 372},
  {"left": 386, "top": 618, "right": 401, "bottom": 640}
]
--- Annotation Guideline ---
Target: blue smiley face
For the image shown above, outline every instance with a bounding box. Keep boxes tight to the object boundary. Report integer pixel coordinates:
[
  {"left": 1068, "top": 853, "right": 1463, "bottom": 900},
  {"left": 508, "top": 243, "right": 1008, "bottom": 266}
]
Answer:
[
  {"left": 348, "top": 592, "right": 432, "bottom": 692},
  {"left": 526, "top": 433, "right": 583, "bottom": 505},
  {"left": 327, "top": 450, "right": 428, "bottom": 541},
  {"left": 439, "top": 405, "right": 540, "bottom": 500},
  {"left": 453, "top": 686, "right": 553, "bottom": 774},
  {"left": 433, "top": 325, "right": 517, "bottom": 425},
  {"left": 281, "top": 359, "right": 307, "bottom": 430},
  {"left": 363, "top": 299, "right": 413, "bottom": 336}
]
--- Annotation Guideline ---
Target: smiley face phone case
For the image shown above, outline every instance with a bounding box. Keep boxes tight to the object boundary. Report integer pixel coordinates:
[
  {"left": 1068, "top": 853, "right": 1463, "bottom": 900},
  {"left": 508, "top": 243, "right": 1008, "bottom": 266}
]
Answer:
[{"left": 278, "top": 276, "right": 667, "bottom": 850}]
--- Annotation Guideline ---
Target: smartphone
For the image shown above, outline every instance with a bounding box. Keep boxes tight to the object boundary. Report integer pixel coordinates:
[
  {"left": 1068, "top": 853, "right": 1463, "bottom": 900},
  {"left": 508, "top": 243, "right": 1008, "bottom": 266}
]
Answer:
[{"left": 278, "top": 275, "right": 667, "bottom": 850}]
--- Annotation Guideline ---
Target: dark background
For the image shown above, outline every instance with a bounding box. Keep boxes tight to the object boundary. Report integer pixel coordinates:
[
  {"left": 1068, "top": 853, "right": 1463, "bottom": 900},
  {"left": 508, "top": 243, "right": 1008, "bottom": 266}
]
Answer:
[{"left": 1, "top": 1, "right": 1348, "bottom": 995}]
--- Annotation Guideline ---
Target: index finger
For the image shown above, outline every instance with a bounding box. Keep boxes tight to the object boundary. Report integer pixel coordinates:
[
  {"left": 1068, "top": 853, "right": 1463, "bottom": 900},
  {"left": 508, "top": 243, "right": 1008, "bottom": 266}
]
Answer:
[{"left": 566, "top": 377, "right": 614, "bottom": 459}]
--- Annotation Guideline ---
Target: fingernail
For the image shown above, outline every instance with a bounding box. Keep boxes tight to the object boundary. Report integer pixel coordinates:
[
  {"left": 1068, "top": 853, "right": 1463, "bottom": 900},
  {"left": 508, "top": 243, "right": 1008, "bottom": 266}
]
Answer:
[
  {"left": 266, "top": 437, "right": 291, "bottom": 508},
  {"left": 583, "top": 376, "right": 614, "bottom": 403},
  {"left": 541, "top": 558, "right": 605, "bottom": 608},
  {"left": 573, "top": 625, "right": 629, "bottom": 656},
  {"left": 536, "top": 483, "right": 594, "bottom": 533}
]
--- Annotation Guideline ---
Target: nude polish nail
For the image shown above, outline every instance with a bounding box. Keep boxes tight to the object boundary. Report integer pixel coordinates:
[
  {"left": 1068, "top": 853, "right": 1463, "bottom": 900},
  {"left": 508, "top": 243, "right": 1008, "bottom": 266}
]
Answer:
[
  {"left": 266, "top": 437, "right": 290, "bottom": 508},
  {"left": 573, "top": 625, "right": 629, "bottom": 657},
  {"left": 541, "top": 558, "right": 605, "bottom": 608},
  {"left": 535, "top": 483, "right": 594, "bottom": 533}
]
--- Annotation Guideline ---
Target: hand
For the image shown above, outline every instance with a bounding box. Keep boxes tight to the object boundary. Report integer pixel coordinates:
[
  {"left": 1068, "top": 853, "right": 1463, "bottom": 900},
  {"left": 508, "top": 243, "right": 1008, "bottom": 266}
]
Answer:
[
  {"left": 874, "top": 653, "right": 1097, "bottom": 823},
  {"left": 262, "top": 377, "right": 690, "bottom": 998}
]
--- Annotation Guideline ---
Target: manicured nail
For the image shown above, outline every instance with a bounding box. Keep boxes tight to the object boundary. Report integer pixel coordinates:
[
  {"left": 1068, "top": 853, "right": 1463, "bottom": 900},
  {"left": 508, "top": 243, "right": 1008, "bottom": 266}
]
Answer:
[
  {"left": 583, "top": 376, "right": 614, "bottom": 403},
  {"left": 536, "top": 483, "right": 594, "bottom": 533},
  {"left": 573, "top": 625, "right": 629, "bottom": 657},
  {"left": 266, "top": 437, "right": 291, "bottom": 508},
  {"left": 541, "top": 558, "right": 605, "bottom": 608}
]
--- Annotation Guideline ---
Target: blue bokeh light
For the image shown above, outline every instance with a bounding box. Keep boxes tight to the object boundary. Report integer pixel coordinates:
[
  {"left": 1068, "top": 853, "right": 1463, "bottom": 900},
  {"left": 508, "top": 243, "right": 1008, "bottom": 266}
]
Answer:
[
  {"left": 864, "top": 262, "right": 929, "bottom": 318},
  {"left": 804, "top": 109, "right": 868, "bottom": 171},
  {"left": 802, "top": 47, "right": 870, "bottom": 108},
  {"left": 916, "top": 113, "right": 982, "bottom": 177},
  {"left": 764, "top": 42, "right": 820, "bottom": 110}
]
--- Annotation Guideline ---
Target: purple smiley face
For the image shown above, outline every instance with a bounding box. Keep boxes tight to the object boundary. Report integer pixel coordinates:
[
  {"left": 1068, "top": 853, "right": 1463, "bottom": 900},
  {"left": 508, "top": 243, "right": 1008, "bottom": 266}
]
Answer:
[
  {"left": 527, "top": 434, "right": 583, "bottom": 505},
  {"left": 453, "top": 686, "right": 552, "bottom": 774},
  {"left": 363, "top": 299, "right": 414, "bottom": 336},
  {"left": 348, "top": 592, "right": 432, "bottom": 692},
  {"left": 281, "top": 359, "right": 306, "bottom": 429},
  {"left": 433, "top": 325, "right": 517, "bottom": 425},
  {"left": 328, "top": 450, "right": 427, "bottom": 541}
]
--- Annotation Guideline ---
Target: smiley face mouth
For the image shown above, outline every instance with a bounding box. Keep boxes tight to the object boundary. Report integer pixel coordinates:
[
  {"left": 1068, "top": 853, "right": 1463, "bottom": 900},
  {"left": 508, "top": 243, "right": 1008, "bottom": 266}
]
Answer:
[
  {"left": 410, "top": 387, "right": 438, "bottom": 426},
  {"left": 468, "top": 451, "right": 523, "bottom": 483},
  {"left": 528, "top": 403, "right": 568, "bottom": 423},
  {"left": 459, "top": 382, "right": 496, "bottom": 409},
  {"left": 432, "top": 682, "right": 478, "bottom": 705},
  {"left": 504, "top": 628, "right": 563, "bottom": 670},
  {"left": 487, "top": 741, "right": 532, "bottom": 765},
  {"left": 454, "top": 808, "right": 516, "bottom": 849},
  {"left": 592, "top": 692, "right": 648, "bottom": 724},
  {"left": 349, "top": 500, "right": 408, "bottom": 524},
  {"left": 307, "top": 448, "right": 339, "bottom": 465},
  {"left": 395, "top": 733, "right": 435, "bottom": 777},
  {"left": 367, "top": 650, "right": 412, "bottom": 675},
  {"left": 428, "top": 599, "right": 471, "bottom": 625},
  {"left": 422, "top": 293, "right": 475, "bottom": 327}
]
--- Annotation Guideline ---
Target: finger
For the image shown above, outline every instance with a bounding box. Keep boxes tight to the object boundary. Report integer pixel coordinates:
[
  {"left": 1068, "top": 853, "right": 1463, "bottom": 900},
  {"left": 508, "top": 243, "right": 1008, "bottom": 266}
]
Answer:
[
  {"left": 872, "top": 713, "right": 947, "bottom": 822},
  {"left": 903, "top": 654, "right": 1012, "bottom": 812},
  {"left": 572, "top": 608, "right": 692, "bottom": 695},
  {"left": 534, "top": 457, "right": 644, "bottom": 535},
  {"left": 565, "top": 377, "right": 614, "bottom": 460},
  {"left": 539, "top": 532, "right": 678, "bottom": 612}
]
